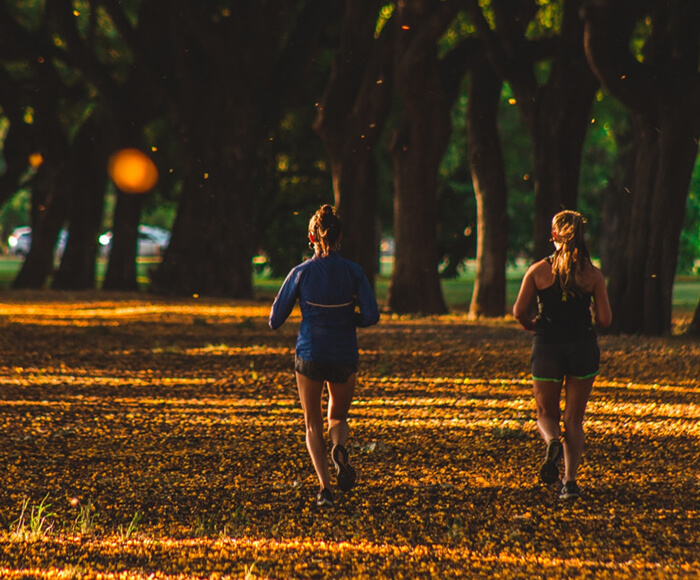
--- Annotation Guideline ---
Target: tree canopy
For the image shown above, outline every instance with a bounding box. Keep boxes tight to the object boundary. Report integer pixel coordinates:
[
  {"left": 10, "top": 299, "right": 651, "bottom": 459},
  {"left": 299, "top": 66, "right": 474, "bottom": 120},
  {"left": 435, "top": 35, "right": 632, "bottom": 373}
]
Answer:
[{"left": 0, "top": 0, "right": 697, "bottom": 336}]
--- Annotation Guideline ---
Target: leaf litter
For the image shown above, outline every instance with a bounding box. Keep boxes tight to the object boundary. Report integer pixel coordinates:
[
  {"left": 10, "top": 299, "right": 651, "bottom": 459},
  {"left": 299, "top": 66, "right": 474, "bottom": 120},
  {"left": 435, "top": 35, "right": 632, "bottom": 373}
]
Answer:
[{"left": 0, "top": 293, "right": 698, "bottom": 578}]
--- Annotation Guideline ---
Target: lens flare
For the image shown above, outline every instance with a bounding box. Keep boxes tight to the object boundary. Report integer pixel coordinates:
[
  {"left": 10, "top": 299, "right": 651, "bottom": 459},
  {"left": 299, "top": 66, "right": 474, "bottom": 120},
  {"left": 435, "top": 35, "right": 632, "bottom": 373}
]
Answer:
[{"left": 108, "top": 148, "right": 159, "bottom": 194}]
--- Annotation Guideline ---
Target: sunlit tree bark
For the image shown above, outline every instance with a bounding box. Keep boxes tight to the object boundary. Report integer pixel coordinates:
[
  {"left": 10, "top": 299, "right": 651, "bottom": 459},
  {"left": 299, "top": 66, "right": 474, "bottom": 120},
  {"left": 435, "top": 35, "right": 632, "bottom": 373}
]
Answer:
[{"left": 467, "top": 53, "right": 508, "bottom": 319}]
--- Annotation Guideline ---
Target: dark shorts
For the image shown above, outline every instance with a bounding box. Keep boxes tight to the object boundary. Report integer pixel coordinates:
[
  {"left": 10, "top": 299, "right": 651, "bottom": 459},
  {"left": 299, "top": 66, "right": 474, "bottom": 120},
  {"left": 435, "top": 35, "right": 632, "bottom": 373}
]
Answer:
[
  {"left": 295, "top": 355, "right": 358, "bottom": 383},
  {"left": 531, "top": 337, "right": 600, "bottom": 382}
]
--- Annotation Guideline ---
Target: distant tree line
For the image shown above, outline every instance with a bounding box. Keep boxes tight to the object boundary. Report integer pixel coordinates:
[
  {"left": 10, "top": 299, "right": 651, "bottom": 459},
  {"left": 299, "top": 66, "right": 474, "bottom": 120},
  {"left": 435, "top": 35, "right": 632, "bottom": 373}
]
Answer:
[{"left": 0, "top": 0, "right": 698, "bottom": 336}]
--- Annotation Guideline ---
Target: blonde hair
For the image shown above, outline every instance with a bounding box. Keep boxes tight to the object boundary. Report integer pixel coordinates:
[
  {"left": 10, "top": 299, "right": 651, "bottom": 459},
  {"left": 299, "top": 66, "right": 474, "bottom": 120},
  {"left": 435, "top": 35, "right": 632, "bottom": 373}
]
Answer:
[
  {"left": 309, "top": 204, "right": 342, "bottom": 256},
  {"left": 551, "top": 210, "right": 591, "bottom": 296}
]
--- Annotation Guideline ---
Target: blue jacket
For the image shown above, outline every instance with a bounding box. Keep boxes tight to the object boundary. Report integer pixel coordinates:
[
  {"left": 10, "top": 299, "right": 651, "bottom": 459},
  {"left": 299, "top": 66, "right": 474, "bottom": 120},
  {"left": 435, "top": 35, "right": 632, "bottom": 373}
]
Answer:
[{"left": 269, "top": 252, "right": 379, "bottom": 364}]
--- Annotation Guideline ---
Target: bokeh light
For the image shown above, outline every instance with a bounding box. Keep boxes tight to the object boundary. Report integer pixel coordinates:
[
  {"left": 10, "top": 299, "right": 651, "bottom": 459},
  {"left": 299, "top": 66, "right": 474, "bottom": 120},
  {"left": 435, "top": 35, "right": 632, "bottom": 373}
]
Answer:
[{"left": 108, "top": 148, "right": 159, "bottom": 194}]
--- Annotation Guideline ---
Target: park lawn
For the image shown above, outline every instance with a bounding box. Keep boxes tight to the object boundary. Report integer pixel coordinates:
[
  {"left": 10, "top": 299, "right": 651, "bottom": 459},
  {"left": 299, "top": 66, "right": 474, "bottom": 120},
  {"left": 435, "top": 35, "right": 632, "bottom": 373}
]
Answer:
[
  {"left": 0, "top": 294, "right": 698, "bottom": 579},
  {"left": 2, "top": 256, "right": 698, "bottom": 319}
]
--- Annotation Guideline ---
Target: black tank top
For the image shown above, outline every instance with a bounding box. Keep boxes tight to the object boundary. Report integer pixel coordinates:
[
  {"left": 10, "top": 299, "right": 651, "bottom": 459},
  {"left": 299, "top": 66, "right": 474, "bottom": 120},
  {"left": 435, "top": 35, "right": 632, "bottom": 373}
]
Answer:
[{"left": 534, "top": 281, "right": 595, "bottom": 344}]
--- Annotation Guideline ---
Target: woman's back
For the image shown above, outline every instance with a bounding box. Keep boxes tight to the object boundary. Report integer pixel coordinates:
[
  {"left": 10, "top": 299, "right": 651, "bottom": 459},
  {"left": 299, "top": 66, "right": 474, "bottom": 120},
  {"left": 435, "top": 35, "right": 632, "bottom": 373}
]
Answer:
[{"left": 528, "top": 258, "right": 609, "bottom": 341}]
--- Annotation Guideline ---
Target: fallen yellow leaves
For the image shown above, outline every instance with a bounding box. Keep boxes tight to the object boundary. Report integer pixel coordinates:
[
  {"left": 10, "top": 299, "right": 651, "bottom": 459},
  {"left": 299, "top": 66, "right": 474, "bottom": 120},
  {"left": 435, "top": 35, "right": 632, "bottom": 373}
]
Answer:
[{"left": 0, "top": 294, "right": 698, "bottom": 578}]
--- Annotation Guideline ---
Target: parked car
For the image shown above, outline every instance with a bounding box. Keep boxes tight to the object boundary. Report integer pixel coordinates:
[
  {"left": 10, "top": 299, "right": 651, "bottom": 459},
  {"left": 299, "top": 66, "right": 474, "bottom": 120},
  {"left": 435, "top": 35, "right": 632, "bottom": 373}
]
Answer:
[
  {"left": 7, "top": 226, "right": 32, "bottom": 256},
  {"left": 8, "top": 227, "right": 68, "bottom": 258},
  {"left": 98, "top": 225, "right": 171, "bottom": 257}
]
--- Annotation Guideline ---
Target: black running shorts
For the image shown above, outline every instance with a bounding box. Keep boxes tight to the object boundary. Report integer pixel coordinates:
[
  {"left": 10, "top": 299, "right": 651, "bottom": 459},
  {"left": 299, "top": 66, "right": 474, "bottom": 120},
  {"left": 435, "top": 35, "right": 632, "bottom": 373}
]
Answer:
[
  {"left": 531, "top": 337, "right": 600, "bottom": 382},
  {"left": 295, "top": 355, "right": 357, "bottom": 383}
]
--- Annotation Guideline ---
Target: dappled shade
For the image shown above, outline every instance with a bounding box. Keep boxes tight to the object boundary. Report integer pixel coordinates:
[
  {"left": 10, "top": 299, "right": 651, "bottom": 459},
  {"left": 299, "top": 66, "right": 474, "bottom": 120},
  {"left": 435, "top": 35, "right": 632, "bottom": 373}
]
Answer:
[{"left": 0, "top": 296, "right": 698, "bottom": 577}]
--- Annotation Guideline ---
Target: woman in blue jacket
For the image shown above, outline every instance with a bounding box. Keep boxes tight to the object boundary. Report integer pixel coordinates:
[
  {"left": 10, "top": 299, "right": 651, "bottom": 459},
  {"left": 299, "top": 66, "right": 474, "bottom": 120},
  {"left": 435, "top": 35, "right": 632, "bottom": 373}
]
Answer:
[{"left": 270, "top": 204, "right": 380, "bottom": 508}]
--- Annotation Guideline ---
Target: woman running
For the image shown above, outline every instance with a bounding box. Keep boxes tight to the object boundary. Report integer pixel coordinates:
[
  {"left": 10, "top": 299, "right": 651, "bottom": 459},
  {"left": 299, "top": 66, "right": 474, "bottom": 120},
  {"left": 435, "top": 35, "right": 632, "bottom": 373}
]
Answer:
[
  {"left": 269, "top": 204, "right": 379, "bottom": 507},
  {"left": 513, "top": 210, "right": 612, "bottom": 499}
]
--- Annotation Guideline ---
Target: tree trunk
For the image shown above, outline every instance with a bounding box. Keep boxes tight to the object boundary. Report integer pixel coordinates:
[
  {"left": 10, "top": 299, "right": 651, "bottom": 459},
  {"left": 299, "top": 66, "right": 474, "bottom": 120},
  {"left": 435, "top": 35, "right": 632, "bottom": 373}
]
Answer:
[
  {"left": 531, "top": 0, "right": 601, "bottom": 259},
  {"left": 583, "top": 0, "right": 700, "bottom": 335},
  {"left": 598, "top": 117, "right": 635, "bottom": 278},
  {"left": 102, "top": 193, "right": 142, "bottom": 292},
  {"left": 467, "top": 56, "right": 508, "bottom": 318},
  {"left": 466, "top": 0, "right": 599, "bottom": 260},
  {"left": 52, "top": 118, "right": 110, "bottom": 290},
  {"left": 689, "top": 298, "right": 700, "bottom": 337},
  {"left": 388, "top": 119, "right": 448, "bottom": 314},
  {"left": 386, "top": 0, "right": 464, "bottom": 315},
  {"left": 313, "top": 1, "right": 394, "bottom": 289},
  {"left": 151, "top": 117, "right": 257, "bottom": 297},
  {"left": 147, "top": 0, "right": 329, "bottom": 298},
  {"left": 12, "top": 163, "right": 70, "bottom": 289}
]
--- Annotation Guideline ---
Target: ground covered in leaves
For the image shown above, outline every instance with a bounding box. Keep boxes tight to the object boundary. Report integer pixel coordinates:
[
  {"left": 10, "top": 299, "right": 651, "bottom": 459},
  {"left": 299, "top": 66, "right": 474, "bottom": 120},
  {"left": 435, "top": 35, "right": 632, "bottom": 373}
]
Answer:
[{"left": 0, "top": 291, "right": 698, "bottom": 579}]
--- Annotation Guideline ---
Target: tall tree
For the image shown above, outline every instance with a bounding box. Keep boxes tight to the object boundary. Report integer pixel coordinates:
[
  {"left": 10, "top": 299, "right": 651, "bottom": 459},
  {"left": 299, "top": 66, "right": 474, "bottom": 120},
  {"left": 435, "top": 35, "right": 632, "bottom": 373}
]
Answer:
[
  {"left": 583, "top": 0, "right": 700, "bottom": 335},
  {"left": 51, "top": 114, "right": 111, "bottom": 290},
  {"left": 0, "top": 1, "right": 75, "bottom": 289},
  {"left": 313, "top": 0, "right": 394, "bottom": 289},
  {"left": 387, "top": 0, "right": 467, "bottom": 314},
  {"left": 1, "top": 0, "right": 141, "bottom": 290},
  {"left": 467, "top": 51, "right": 509, "bottom": 318},
  {"left": 111, "top": 0, "right": 331, "bottom": 298},
  {"left": 466, "top": 0, "right": 600, "bottom": 259}
]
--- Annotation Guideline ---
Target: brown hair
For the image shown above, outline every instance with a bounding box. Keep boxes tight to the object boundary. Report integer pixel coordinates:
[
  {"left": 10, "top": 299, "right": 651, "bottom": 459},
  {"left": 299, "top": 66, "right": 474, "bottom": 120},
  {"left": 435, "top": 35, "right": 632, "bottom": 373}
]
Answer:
[
  {"left": 309, "top": 204, "right": 342, "bottom": 256},
  {"left": 550, "top": 210, "right": 592, "bottom": 296}
]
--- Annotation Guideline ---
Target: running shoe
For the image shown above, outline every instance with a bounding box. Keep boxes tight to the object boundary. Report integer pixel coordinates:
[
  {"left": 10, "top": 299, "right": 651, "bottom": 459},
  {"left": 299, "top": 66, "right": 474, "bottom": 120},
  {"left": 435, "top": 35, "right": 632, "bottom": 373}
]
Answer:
[
  {"left": 540, "top": 438, "right": 563, "bottom": 484},
  {"left": 316, "top": 487, "right": 334, "bottom": 507},
  {"left": 559, "top": 480, "right": 581, "bottom": 500},
  {"left": 331, "top": 444, "right": 357, "bottom": 492}
]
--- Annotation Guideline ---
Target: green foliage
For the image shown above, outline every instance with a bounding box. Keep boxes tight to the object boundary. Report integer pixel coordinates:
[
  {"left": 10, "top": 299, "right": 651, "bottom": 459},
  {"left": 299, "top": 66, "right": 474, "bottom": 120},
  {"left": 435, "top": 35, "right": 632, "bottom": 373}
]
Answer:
[
  {"left": 440, "top": 12, "right": 474, "bottom": 53},
  {"left": 0, "top": 0, "right": 695, "bottom": 291},
  {"left": 0, "top": 189, "right": 30, "bottom": 246},
  {"left": 119, "top": 510, "right": 142, "bottom": 540},
  {"left": 11, "top": 494, "right": 56, "bottom": 540},
  {"left": 438, "top": 87, "right": 477, "bottom": 278},
  {"left": 259, "top": 106, "right": 332, "bottom": 277},
  {"left": 375, "top": 4, "right": 395, "bottom": 38},
  {"left": 73, "top": 498, "right": 98, "bottom": 535},
  {"left": 499, "top": 84, "right": 535, "bottom": 262},
  {"left": 578, "top": 91, "right": 630, "bottom": 257},
  {"left": 527, "top": 0, "right": 562, "bottom": 35},
  {"left": 678, "top": 159, "right": 700, "bottom": 274}
]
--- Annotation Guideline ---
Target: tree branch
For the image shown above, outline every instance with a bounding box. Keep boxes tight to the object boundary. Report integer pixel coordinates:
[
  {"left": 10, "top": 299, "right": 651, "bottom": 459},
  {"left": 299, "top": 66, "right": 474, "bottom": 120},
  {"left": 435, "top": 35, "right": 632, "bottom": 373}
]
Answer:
[
  {"left": 581, "top": 0, "right": 660, "bottom": 117},
  {"left": 47, "top": 0, "right": 123, "bottom": 107}
]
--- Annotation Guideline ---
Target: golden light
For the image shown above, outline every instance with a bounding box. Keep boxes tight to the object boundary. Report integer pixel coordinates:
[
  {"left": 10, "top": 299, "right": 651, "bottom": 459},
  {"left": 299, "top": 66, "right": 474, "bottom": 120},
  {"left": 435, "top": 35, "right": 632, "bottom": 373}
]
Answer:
[
  {"left": 23, "top": 106, "right": 35, "bottom": 124},
  {"left": 28, "top": 152, "right": 44, "bottom": 168},
  {"left": 108, "top": 148, "right": 159, "bottom": 194}
]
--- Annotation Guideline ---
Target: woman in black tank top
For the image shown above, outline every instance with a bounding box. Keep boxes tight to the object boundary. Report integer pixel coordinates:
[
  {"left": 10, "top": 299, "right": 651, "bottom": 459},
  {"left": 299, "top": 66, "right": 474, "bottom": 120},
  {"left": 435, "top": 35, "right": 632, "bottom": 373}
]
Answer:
[{"left": 513, "top": 211, "right": 612, "bottom": 500}]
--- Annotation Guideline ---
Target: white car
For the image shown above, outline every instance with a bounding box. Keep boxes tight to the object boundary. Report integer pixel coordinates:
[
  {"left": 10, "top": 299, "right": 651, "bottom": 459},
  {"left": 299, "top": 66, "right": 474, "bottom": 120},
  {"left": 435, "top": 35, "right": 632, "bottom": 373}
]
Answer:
[
  {"left": 7, "top": 226, "right": 32, "bottom": 256},
  {"left": 99, "top": 225, "right": 171, "bottom": 257},
  {"left": 8, "top": 227, "right": 68, "bottom": 258}
]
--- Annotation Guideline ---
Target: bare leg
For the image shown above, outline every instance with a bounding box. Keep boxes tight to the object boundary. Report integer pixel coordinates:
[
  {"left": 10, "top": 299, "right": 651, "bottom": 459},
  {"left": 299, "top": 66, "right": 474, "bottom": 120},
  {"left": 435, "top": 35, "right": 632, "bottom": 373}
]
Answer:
[
  {"left": 327, "top": 373, "right": 356, "bottom": 447},
  {"left": 533, "top": 379, "right": 563, "bottom": 444},
  {"left": 295, "top": 372, "right": 330, "bottom": 490},
  {"left": 562, "top": 376, "right": 594, "bottom": 483}
]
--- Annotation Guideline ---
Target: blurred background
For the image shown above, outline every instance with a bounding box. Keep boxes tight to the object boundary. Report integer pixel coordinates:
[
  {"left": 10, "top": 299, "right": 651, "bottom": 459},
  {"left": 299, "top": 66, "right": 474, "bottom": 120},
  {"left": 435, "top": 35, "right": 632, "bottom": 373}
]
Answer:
[{"left": 0, "top": 0, "right": 697, "bottom": 335}]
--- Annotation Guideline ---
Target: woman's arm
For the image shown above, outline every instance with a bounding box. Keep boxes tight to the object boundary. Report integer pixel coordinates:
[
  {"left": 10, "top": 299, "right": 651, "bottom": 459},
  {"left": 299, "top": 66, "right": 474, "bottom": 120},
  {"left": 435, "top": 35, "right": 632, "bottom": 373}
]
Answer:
[
  {"left": 591, "top": 268, "right": 612, "bottom": 328},
  {"left": 355, "top": 273, "right": 380, "bottom": 328},
  {"left": 513, "top": 264, "right": 539, "bottom": 331},
  {"left": 269, "top": 268, "right": 301, "bottom": 330}
]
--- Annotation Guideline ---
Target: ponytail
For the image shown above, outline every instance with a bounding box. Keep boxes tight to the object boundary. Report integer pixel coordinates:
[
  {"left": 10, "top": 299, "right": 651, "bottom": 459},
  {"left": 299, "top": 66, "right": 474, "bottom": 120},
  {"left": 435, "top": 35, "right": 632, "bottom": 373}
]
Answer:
[
  {"left": 550, "top": 210, "right": 591, "bottom": 296},
  {"left": 309, "top": 204, "right": 342, "bottom": 256}
]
